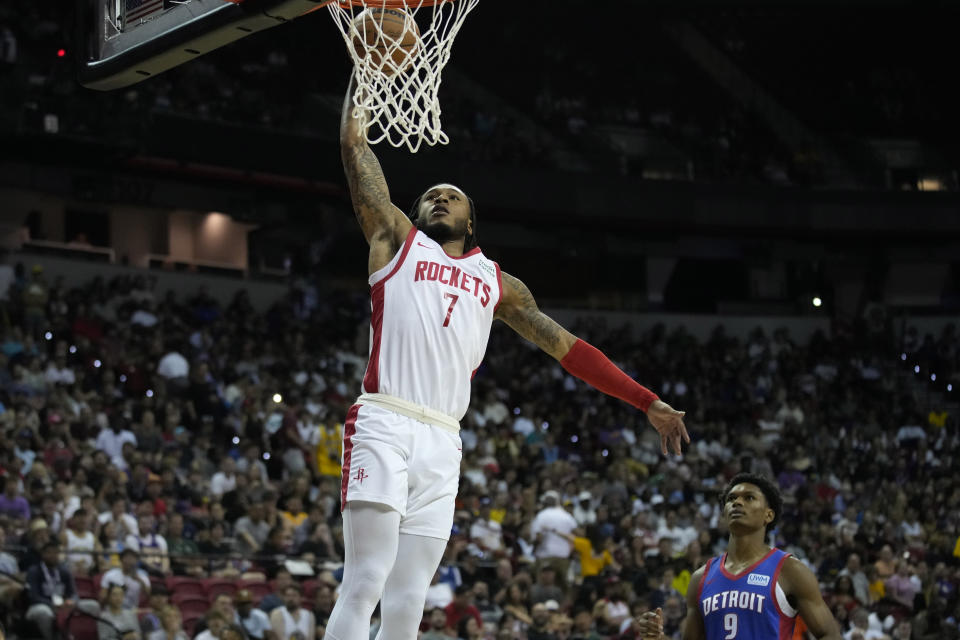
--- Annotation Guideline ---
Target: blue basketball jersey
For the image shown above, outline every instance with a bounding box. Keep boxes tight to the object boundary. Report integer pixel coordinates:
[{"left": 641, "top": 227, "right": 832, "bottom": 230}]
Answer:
[{"left": 697, "top": 548, "right": 797, "bottom": 640}]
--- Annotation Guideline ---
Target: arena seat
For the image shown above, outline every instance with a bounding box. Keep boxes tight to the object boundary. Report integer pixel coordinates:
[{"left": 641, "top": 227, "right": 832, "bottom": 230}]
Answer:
[
  {"left": 74, "top": 576, "right": 96, "bottom": 599},
  {"left": 166, "top": 576, "right": 205, "bottom": 597},
  {"left": 203, "top": 577, "right": 238, "bottom": 600},
  {"left": 57, "top": 608, "right": 98, "bottom": 640}
]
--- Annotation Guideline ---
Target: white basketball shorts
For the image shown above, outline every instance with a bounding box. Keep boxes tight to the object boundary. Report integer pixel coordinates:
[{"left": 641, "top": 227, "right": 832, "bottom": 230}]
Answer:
[{"left": 340, "top": 401, "right": 462, "bottom": 540}]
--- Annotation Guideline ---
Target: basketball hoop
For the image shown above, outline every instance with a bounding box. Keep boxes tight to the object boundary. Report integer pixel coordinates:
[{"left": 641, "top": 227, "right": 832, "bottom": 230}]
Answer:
[{"left": 323, "top": 0, "right": 480, "bottom": 153}]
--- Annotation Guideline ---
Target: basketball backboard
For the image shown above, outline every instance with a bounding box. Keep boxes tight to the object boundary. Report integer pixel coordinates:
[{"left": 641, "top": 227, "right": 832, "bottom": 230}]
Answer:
[{"left": 78, "top": 0, "right": 328, "bottom": 90}]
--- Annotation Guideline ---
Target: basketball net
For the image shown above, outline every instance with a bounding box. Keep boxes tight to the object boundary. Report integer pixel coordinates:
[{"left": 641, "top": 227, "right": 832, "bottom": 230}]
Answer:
[{"left": 326, "top": 0, "right": 480, "bottom": 153}]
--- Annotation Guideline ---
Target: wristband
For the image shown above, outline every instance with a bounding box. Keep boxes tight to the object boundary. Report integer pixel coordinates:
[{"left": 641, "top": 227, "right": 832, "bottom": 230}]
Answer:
[{"left": 560, "top": 339, "right": 659, "bottom": 412}]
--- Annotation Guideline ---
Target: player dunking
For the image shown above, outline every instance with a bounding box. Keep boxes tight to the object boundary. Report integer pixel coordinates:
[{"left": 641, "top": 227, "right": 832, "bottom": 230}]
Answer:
[
  {"left": 323, "top": 75, "right": 689, "bottom": 640},
  {"left": 636, "top": 473, "right": 840, "bottom": 640}
]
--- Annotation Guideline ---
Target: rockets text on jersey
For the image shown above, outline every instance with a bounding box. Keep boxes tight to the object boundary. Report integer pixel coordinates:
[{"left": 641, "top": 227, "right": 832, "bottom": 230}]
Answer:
[{"left": 362, "top": 228, "right": 502, "bottom": 421}]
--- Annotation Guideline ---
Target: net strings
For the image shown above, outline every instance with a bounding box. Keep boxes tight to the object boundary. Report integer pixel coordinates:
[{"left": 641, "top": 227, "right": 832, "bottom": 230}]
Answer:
[{"left": 327, "top": 0, "right": 480, "bottom": 153}]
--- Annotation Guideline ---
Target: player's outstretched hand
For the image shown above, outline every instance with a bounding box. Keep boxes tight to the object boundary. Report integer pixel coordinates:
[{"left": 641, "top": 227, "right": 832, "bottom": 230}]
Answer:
[
  {"left": 647, "top": 400, "right": 689, "bottom": 456},
  {"left": 635, "top": 607, "right": 665, "bottom": 639}
]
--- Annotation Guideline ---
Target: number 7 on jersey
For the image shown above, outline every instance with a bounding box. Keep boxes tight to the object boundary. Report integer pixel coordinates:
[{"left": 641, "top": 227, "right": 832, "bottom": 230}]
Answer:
[{"left": 442, "top": 292, "right": 459, "bottom": 327}]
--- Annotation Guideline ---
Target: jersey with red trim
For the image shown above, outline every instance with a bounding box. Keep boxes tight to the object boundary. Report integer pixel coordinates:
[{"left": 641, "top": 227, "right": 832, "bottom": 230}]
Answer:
[
  {"left": 698, "top": 549, "right": 797, "bottom": 640},
  {"left": 362, "top": 228, "right": 502, "bottom": 421}
]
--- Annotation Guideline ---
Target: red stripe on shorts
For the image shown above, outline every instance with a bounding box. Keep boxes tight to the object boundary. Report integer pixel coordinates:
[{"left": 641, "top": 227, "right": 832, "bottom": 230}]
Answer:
[{"left": 340, "top": 404, "right": 360, "bottom": 511}]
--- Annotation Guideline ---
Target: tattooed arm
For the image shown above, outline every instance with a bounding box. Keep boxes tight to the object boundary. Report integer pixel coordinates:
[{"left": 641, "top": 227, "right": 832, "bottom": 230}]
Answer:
[
  {"left": 495, "top": 272, "right": 578, "bottom": 360},
  {"left": 340, "top": 75, "right": 412, "bottom": 273},
  {"left": 496, "top": 271, "right": 689, "bottom": 454}
]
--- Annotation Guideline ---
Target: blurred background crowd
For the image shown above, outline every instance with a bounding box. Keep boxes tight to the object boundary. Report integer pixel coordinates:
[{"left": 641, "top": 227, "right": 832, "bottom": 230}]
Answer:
[
  {"left": 0, "top": 259, "right": 956, "bottom": 640},
  {"left": 0, "top": 0, "right": 958, "bottom": 639}
]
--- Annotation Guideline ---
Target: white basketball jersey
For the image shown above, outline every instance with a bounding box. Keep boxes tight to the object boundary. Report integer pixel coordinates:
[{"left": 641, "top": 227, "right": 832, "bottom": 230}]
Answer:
[{"left": 362, "top": 228, "right": 502, "bottom": 420}]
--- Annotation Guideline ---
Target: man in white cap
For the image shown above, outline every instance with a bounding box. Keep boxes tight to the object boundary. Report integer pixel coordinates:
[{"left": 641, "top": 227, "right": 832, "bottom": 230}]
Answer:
[
  {"left": 530, "top": 490, "right": 578, "bottom": 586},
  {"left": 573, "top": 490, "right": 596, "bottom": 525}
]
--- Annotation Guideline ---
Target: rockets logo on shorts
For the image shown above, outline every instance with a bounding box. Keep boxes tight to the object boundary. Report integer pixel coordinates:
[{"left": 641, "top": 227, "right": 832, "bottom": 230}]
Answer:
[{"left": 362, "top": 228, "right": 502, "bottom": 421}]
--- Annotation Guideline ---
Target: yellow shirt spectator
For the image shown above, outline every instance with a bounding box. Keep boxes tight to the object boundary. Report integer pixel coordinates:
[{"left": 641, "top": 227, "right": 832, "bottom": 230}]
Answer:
[
  {"left": 928, "top": 411, "right": 948, "bottom": 428},
  {"left": 572, "top": 536, "right": 613, "bottom": 577},
  {"left": 316, "top": 423, "right": 343, "bottom": 477}
]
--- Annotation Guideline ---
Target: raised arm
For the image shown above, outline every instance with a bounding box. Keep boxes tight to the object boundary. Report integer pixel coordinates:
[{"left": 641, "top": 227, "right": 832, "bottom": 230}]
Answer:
[
  {"left": 340, "top": 75, "right": 412, "bottom": 269},
  {"left": 495, "top": 271, "right": 689, "bottom": 455},
  {"left": 781, "top": 558, "right": 843, "bottom": 640}
]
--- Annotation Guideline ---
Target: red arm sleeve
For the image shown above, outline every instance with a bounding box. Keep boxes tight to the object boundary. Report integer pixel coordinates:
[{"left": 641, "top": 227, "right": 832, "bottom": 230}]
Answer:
[{"left": 559, "top": 339, "right": 659, "bottom": 412}]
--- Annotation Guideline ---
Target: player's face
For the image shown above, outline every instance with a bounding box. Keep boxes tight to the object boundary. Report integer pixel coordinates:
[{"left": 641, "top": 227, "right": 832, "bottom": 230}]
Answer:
[
  {"left": 417, "top": 184, "right": 472, "bottom": 244},
  {"left": 723, "top": 483, "right": 774, "bottom": 532}
]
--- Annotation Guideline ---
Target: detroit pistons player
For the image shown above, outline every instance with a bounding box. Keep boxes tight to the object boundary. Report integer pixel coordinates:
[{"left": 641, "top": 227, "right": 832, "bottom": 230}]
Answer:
[
  {"left": 636, "top": 473, "right": 840, "bottom": 640},
  {"left": 323, "top": 75, "right": 689, "bottom": 640}
]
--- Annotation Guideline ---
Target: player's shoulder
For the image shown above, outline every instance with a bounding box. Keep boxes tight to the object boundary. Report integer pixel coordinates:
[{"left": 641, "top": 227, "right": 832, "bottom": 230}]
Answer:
[{"left": 777, "top": 554, "right": 818, "bottom": 593}]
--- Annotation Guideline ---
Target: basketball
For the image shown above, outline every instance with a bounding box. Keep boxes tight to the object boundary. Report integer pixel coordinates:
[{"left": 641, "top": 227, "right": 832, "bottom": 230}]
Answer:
[{"left": 351, "top": 8, "right": 421, "bottom": 75}]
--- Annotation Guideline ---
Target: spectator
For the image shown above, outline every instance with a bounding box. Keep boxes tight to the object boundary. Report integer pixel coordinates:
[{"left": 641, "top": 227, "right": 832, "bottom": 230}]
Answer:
[
  {"left": 445, "top": 583, "right": 483, "bottom": 631},
  {"left": 100, "top": 549, "right": 151, "bottom": 609},
  {"left": 569, "top": 609, "right": 603, "bottom": 640},
  {"left": 311, "top": 584, "right": 334, "bottom": 638},
  {"left": 220, "top": 624, "right": 248, "bottom": 640},
  {"left": 0, "top": 524, "right": 24, "bottom": 607},
  {"left": 234, "top": 501, "right": 271, "bottom": 555},
  {"left": 193, "top": 611, "right": 228, "bottom": 640},
  {"left": 156, "top": 345, "right": 189, "bottom": 384},
  {"left": 457, "top": 614, "right": 484, "bottom": 640},
  {"left": 235, "top": 588, "right": 275, "bottom": 640},
  {"left": 126, "top": 513, "right": 170, "bottom": 576},
  {"left": 146, "top": 605, "right": 189, "bottom": 640},
  {"left": 139, "top": 585, "right": 171, "bottom": 635},
  {"left": 98, "top": 583, "right": 142, "bottom": 640},
  {"left": 165, "top": 513, "right": 203, "bottom": 577},
  {"left": 530, "top": 564, "right": 565, "bottom": 605},
  {"left": 60, "top": 508, "right": 100, "bottom": 574},
  {"left": 874, "top": 545, "right": 897, "bottom": 581},
  {"left": 95, "top": 418, "right": 138, "bottom": 469},
  {"left": 256, "top": 525, "right": 292, "bottom": 578},
  {"left": 885, "top": 562, "right": 921, "bottom": 611},
  {"left": 844, "top": 608, "right": 884, "bottom": 640},
  {"left": 502, "top": 581, "right": 533, "bottom": 630},
  {"left": 527, "top": 601, "right": 557, "bottom": 640},
  {"left": 0, "top": 476, "right": 30, "bottom": 523},
  {"left": 25, "top": 541, "right": 80, "bottom": 640},
  {"left": 911, "top": 597, "right": 948, "bottom": 640},
  {"left": 471, "top": 581, "right": 502, "bottom": 627},
  {"left": 210, "top": 593, "right": 236, "bottom": 629},
  {"left": 421, "top": 607, "right": 455, "bottom": 640},
  {"left": 98, "top": 496, "right": 139, "bottom": 541},
  {"left": 469, "top": 497, "right": 503, "bottom": 554},
  {"left": 594, "top": 578, "right": 630, "bottom": 635},
  {"left": 572, "top": 491, "right": 597, "bottom": 526},
  {"left": 828, "top": 575, "right": 862, "bottom": 614},
  {"left": 279, "top": 495, "right": 307, "bottom": 532},
  {"left": 268, "top": 584, "right": 315, "bottom": 640},
  {"left": 531, "top": 490, "right": 577, "bottom": 585},
  {"left": 839, "top": 553, "right": 872, "bottom": 605},
  {"left": 210, "top": 458, "right": 237, "bottom": 498},
  {"left": 197, "top": 521, "right": 236, "bottom": 577},
  {"left": 258, "top": 568, "right": 294, "bottom": 614}
]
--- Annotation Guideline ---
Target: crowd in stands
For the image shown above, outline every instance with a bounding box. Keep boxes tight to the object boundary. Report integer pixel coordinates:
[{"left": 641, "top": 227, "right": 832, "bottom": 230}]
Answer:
[
  {"left": 0, "top": 0, "right": 842, "bottom": 185},
  {"left": 0, "top": 248, "right": 957, "bottom": 640}
]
